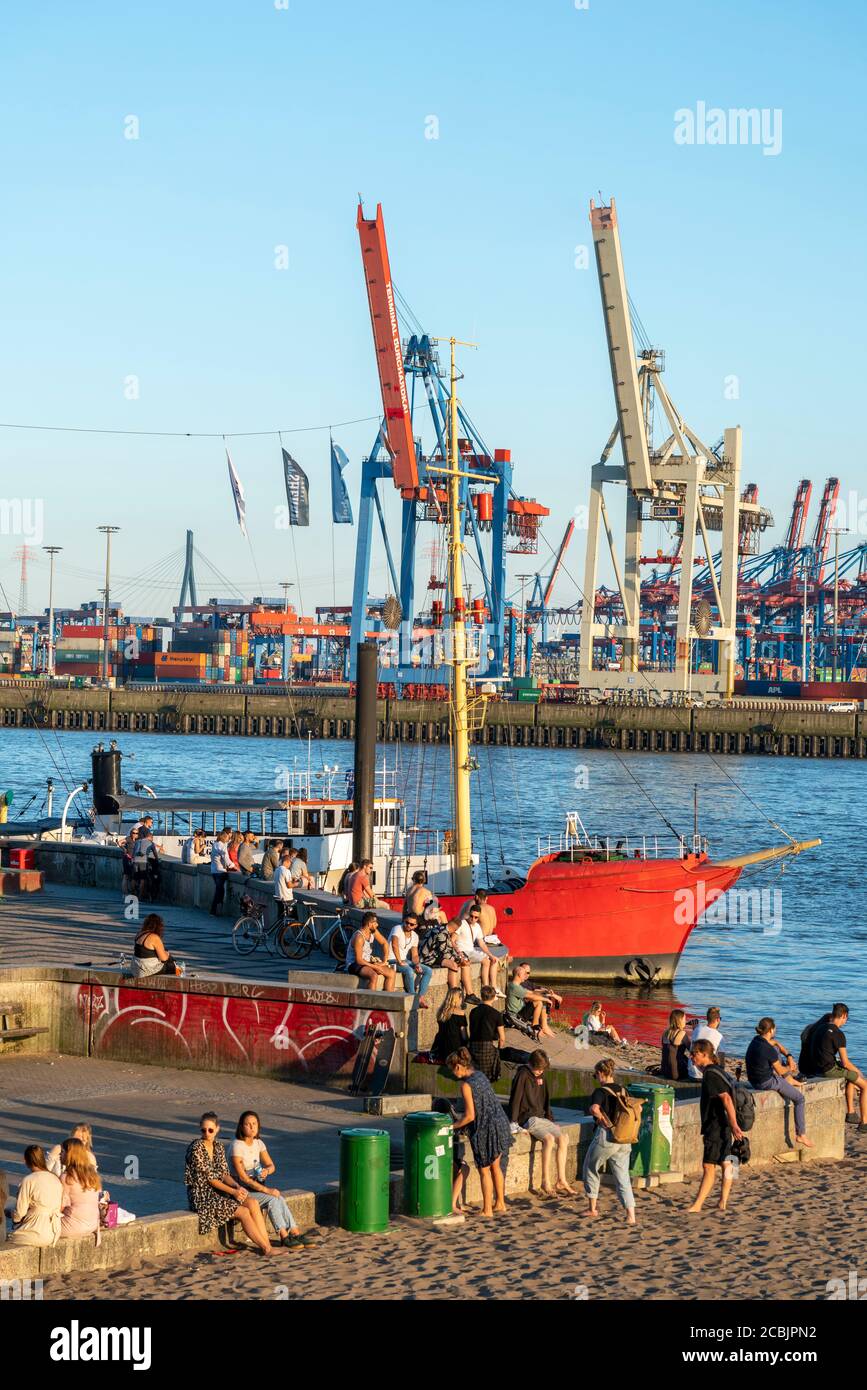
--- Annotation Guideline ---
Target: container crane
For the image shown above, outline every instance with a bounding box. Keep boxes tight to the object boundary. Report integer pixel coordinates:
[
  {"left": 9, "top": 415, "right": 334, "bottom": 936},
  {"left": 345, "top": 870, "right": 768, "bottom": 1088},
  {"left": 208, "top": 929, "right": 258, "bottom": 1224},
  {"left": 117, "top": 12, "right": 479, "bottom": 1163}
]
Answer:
[{"left": 810, "top": 477, "right": 840, "bottom": 584}]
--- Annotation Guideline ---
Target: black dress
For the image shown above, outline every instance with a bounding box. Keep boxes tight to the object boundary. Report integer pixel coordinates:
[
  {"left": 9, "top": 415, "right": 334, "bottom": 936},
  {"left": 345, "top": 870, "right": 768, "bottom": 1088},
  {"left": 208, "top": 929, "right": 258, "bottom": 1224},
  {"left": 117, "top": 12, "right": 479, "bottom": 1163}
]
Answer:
[{"left": 432, "top": 1014, "right": 468, "bottom": 1062}]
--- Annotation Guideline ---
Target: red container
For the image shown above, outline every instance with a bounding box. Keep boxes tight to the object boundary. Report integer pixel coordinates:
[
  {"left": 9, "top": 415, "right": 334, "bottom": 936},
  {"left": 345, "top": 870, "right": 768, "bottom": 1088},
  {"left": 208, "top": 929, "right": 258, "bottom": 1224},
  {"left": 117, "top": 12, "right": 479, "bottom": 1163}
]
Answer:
[
  {"left": 476, "top": 492, "right": 494, "bottom": 523},
  {"left": 8, "top": 847, "right": 35, "bottom": 870}
]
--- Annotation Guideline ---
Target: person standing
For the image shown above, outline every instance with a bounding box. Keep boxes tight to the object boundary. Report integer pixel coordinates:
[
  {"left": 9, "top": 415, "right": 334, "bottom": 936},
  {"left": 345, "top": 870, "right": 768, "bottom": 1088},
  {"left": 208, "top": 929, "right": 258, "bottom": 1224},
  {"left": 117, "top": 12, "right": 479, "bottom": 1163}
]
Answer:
[
  {"left": 746, "top": 1018, "right": 813, "bottom": 1148},
  {"left": 468, "top": 985, "right": 506, "bottom": 1080},
  {"left": 448, "top": 1047, "right": 512, "bottom": 1217},
  {"left": 582, "top": 1058, "right": 638, "bottom": 1224},
  {"left": 660, "top": 1009, "right": 693, "bottom": 1081},
  {"left": 260, "top": 839, "right": 284, "bottom": 882},
  {"left": 209, "top": 829, "right": 238, "bottom": 916},
  {"left": 237, "top": 832, "right": 258, "bottom": 875},
  {"left": 687, "top": 1039, "right": 744, "bottom": 1214},
  {"left": 272, "top": 851, "right": 296, "bottom": 923}
]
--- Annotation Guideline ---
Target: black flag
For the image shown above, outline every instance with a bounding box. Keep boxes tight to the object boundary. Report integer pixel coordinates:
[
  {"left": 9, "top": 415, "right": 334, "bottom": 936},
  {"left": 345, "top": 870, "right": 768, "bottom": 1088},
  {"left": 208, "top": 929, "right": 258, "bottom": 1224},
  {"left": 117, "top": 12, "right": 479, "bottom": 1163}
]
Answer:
[{"left": 282, "top": 448, "right": 310, "bottom": 526}]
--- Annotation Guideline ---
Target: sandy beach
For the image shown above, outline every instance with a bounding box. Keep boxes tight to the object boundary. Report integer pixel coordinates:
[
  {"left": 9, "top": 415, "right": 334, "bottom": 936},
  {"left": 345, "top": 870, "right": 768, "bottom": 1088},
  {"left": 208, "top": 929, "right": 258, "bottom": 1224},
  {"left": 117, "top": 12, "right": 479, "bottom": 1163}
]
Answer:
[{"left": 41, "top": 1129, "right": 863, "bottom": 1302}]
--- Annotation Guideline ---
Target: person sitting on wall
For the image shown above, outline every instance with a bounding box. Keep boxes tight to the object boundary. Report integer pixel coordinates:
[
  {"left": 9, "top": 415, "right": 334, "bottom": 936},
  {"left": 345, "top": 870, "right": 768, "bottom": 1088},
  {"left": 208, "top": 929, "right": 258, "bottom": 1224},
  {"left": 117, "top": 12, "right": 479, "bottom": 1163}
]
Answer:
[
  {"left": 387, "top": 911, "right": 433, "bottom": 1009},
  {"left": 347, "top": 858, "right": 377, "bottom": 908},
  {"left": 746, "top": 1017, "right": 813, "bottom": 1148},
  {"left": 59, "top": 1138, "right": 101, "bottom": 1242},
  {"left": 432, "top": 988, "right": 469, "bottom": 1062},
  {"left": 338, "top": 861, "right": 358, "bottom": 901},
  {"left": 181, "top": 829, "right": 208, "bottom": 866},
  {"left": 453, "top": 904, "right": 501, "bottom": 992},
  {"left": 7, "top": 1146, "right": 62, "bottom": 1248},
  {"left": 185, "top": 1113, "right": 273, "bottom": 1256},
  {"left": 291, "top": 846, "right": 315, "bottom": 890},
  {"left": 131, "top": 913, "right": 179, "bottom": 977},
  {"left": 505, "top": 963, "right": 558, "bottom": 1040},
  {"left": 406, "top": 868, "right": 447, "bottom": 925},
  {"left": 259, "top": 838, "right": 284, "bottom": 882},
  {"left": 230, "top": 1111, "right": 317, "bottom": 1250},
  {"left": 345, "top": 911, "right": 396, "bottom": 991},
  {"left": 800, "top": 1002, "right": 867, "bottom": 1132},
  {"left": 508, "top": 1049, "right": 575, "bottom": 1196},
  {"left": 236, "top": 831, "right": 258, "bottom": 876}
]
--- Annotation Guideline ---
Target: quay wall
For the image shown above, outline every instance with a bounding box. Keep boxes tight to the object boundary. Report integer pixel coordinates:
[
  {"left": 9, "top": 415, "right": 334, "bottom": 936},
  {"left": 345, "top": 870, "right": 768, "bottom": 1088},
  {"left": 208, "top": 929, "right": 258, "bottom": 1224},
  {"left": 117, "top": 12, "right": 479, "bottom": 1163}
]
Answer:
[{"left": 0, "top": 683, "right": 864, "bottom": 756}]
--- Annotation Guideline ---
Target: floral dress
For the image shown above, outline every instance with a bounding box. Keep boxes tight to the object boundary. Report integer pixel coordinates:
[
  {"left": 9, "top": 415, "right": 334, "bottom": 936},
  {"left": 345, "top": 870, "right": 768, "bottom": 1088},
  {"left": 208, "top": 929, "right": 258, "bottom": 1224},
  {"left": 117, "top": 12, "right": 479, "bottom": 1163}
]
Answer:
[
  {"left": 184, "top": 1139, "right": 240, "bottom": 1234},
  {"left": 465, "top": 1069, "right": 512, "bottom": 1172}
]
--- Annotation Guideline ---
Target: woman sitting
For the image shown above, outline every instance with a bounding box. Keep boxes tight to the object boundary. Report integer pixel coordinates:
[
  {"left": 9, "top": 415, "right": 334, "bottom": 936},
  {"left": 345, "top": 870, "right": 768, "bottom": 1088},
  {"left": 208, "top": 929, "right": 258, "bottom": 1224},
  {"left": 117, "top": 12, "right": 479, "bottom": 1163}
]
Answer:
[
  {"left": 660, "top": 1009, "right": 692, "bottom": 1081},
  {"left": 291, "top": 847, "right": 315, "bottom": 890},
  {"left": 448, "top": 1047, "right": 512, "bottom": 1217},
  {"left": 185, "top": 1112, "right": 273, "bottom": 1255},
  {"left": 230, "top": 1110, "right": 317, "bottom": 1250},
  {"left": 432, "top": 988, "right": 468, "bottom": 1063},
  {"left": 584, "top": 1001, "right": 625, "bottom": 1046},
  {"left": 131, "top": 913, "right": 179, "bottom": 978},
  {"left": 59, "top": 1139, "right": 101, "bottom": 1241},
  {"left": 8, "top": 1146, "right": 63, "bottom": 1247},
  {"left": 47, "top": 1123, "right": 98, "bottom": 1178}
]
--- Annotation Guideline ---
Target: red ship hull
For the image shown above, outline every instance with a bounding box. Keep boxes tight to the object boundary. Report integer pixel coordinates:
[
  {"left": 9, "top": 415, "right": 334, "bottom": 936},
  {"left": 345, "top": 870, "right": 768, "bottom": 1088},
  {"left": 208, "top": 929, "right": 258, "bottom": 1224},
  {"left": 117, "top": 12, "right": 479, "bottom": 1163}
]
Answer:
[{"left": 388, "top": 851, "right": 743, "bottom": 983}]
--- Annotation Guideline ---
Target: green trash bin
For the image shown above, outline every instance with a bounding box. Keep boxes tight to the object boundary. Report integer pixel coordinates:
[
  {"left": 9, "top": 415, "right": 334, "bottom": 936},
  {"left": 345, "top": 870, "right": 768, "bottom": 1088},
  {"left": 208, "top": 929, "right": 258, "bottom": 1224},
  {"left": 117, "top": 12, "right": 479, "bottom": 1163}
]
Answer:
[
  {"left": 403, "top": 1112, "right": 454, "bottom": 1219},
  {"left": 627, "top": 1083, "right": 674, "bottom": 1177},
  {"left": 339, "top": 1128, "right": 391, "bottom": 1233}
]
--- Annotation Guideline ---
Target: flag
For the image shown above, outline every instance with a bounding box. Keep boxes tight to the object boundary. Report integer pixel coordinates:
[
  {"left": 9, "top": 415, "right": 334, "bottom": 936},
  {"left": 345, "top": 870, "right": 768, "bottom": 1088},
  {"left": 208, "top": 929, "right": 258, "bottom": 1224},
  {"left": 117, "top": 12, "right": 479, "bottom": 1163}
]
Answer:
[
  {"left": 282, "top": 448, "right": 310, "bottom": 526},
  {"left": 226, "top": 447, "right": 247, "bottom": 538},
  {"left": 330, "top": 441, "right": 353, "bottom": 524}
]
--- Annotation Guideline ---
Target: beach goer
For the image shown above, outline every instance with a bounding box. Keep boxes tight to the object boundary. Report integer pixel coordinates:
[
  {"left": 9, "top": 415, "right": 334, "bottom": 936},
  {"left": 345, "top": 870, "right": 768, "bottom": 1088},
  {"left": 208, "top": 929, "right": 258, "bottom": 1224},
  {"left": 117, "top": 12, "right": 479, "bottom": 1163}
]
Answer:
[
  {"left": 338, "top": 861, "right": 358, "bottom": 901},
  {"left": 121, "top": 832, "right": 136, "bottom": 893},
  {"left": 291, "top": 846, "right": 314, "bottom": 889},
  {"left": 227, "top": 832, "right": 243, "bottom": 869},
  {"left": 584, "top": 1000, "right": 625, "bottom": 1047},
  {"left": 687, "top": 1039, "right": 744, "bottom": 1213},
  {"left": 660, "top": 1009, "right": 693, "bottom": 1081},
  {"left": 260, "top": 839, "right": 284, "bottom": 882},
  {"left": 746, "top": 1017, "right": 813, "bottom": 1148},
  {"left": 505, "top": 963, "right": 557, "bottom": 1040},
  {"left": 210, "top": 829, "right": 239, "bottom": 916},
  {"left": 583, "top": 1058, "right": 638, "bottom": 1224},
  {"left": 59, "top": 1138, "right": 101, "bottom": 1241},
  {"left": 800, "top": 1002, "right": 867, "bottom": 1131},
  {"left": 47, "top": 1124, "right": 98, "bottom": 1177},
  {"left": 509, "top": 1049, "right": 575, "bottom": 1195},
  {"left": 132, "top": 828, "right": 161, "bottom": 903},
  {"left": 273, "top": 851, "right": 296, "bottom": 923},
  {"left": 345, "top": 912, "right": 396, "bottom": 991},
  {"left": 448, "top": 1047, "right": 512, "bottom": 1217},
  {"left": 453, "top": 904, "right": 500, "bottom": 991},
  {"left": 468, "top": 985, "right": 506, "bottom": 1080},
  {"left": 417, "top": 916, "right": 466, "bottom": 991},
  {"left": 432, "top": 988, "right": 469, "bottom": 1062},
  {"left": 184, "top": 1113, "right": 273, "bottom": 1255},
  {"left": 130, "top": 913, "right": 179, "bottom": 977},
  {"left": 132, "top": 813, "right": 154, "bottom": 840},
  {"left": 387, "top": 911, "right": 433, "bottom": 1008},
  {"left": 8, "top": 1146, "right": 62, "bottom": 1247},
  {"left": 230, "top": 1111, "right": 316, "bottom": 1250},
  {"left": 688, "top": 1007, "right": 725, "bottom": 1080}
]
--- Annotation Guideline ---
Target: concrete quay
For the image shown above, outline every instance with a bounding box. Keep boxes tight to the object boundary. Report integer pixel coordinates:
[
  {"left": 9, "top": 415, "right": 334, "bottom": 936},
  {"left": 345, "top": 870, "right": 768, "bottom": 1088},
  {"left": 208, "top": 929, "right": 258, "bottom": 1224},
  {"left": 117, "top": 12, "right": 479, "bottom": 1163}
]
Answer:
[{"left": 0, "top": 682, "right": 865, "bottom": 756}]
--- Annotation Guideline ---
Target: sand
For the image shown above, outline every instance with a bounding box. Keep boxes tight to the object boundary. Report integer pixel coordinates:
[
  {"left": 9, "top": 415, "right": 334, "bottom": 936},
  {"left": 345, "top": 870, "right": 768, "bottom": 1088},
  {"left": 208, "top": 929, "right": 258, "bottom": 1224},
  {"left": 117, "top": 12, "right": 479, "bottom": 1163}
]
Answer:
[{"left": 42, "top": 1130, "right": 864, "bottom": 1302}]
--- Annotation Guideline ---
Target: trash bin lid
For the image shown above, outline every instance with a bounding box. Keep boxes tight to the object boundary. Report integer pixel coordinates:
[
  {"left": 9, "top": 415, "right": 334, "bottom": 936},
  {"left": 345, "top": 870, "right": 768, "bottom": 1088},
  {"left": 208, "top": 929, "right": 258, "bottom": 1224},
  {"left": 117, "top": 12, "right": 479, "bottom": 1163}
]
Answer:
[
  {"left": 339, "top": 1128, "right": 389, "bottom": 1140},
  {"left": 404, "top": 1111, "right": 450, "bottom": 1127}
]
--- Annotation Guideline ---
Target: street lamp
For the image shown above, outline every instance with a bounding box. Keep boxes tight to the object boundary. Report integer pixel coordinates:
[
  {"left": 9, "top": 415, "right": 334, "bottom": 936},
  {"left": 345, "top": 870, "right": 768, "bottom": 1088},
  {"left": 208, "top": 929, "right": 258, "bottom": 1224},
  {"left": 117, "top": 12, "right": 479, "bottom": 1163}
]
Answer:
[
  {"left": 43, "top": 545, "right": 62, "bottom": 678},
  {"left": 97, "top": 527, "right": 120, "bottom": 683},
  {"left": 279, "top": 581, "right": 293, "bottom": 613}
]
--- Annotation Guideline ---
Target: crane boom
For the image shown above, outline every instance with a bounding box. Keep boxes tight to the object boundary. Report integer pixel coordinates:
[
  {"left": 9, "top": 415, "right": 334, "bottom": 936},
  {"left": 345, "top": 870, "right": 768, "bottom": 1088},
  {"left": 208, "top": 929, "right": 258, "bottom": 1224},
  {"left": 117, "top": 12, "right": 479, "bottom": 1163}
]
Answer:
[
  {"left": 811, "top": 477, "right": 840, "bottom": 583},
  {"left": 356, "top": 201, "right": 419, "bottom": 491},
  {"left": 590, "top": 198, "right": 654, "bottom": 494},
  {"left": 784, "top": 479, "right": 812, "bottom": 553},
  {"left": 542, "top": 518, "right": 575, "bottom": 608}
]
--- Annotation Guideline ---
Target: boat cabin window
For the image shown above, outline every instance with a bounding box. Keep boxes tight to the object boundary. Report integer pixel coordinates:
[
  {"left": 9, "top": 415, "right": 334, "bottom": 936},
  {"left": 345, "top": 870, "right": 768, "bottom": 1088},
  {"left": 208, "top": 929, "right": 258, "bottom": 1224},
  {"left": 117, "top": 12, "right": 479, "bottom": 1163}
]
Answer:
[
  {"left": 303, "top": 809, "right": 321, "bottom": 836},
  {"left": 323, "top": 809, "right": 336, "bottom": 830},
  {"left": 341, "top": 809, "right": 353, "bottom": 829},
  {"left": 289, "top": 809, "right": 303, "bottom": 832}
]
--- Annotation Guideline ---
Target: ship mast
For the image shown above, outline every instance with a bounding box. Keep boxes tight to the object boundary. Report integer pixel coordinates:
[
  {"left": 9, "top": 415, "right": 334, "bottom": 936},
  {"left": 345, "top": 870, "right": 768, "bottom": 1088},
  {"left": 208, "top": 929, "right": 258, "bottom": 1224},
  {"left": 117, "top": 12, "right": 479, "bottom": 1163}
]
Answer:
[{"left": 446, "top": 336, "right": 474, "bottom": 897}]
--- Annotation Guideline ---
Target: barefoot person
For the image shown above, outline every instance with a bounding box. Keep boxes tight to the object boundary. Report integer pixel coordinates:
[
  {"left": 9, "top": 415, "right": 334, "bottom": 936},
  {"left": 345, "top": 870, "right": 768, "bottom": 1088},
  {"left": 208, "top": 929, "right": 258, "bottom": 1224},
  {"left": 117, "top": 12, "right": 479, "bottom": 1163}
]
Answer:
[
  {"left": 746, "top": 1018, "right": 813, "bottom": 1148},
  {"left": 184, "top": 1112, "right": 273, "bottom": 1256},
  {"left": 584, "top": 1000, "right": 625, "bottom": 1047},
  {"left": 448, "top": 1047, "right": 512, "bottom": 1217},
  {"left": 687, "top": 1039, "right": 744, "bottom": 1214},
  {"left": 508, "top": 1049, "right": 575, "bottom": 1195},
  {"left": 583, "top": 1058, "right": 638, "bottom": 1225},
  {"left": 506, "top": 963, "right": 559, "bottom": 1040}
]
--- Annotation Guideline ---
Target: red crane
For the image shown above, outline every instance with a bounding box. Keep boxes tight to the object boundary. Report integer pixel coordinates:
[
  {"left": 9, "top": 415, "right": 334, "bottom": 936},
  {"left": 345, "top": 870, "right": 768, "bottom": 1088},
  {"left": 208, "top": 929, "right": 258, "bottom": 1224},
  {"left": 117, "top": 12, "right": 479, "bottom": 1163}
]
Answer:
[
  {"left": 811, "top": 477, "right": 840, "bottom": 583},
  {"left": 784, "top": 479, "right": 813, "bottom": 554}
]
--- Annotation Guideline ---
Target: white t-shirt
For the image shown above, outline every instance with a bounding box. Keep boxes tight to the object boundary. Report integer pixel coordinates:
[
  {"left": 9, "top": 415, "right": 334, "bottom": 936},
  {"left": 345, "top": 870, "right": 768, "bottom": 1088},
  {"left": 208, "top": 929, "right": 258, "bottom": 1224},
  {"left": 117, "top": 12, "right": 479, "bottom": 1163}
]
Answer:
[
  {"left": 273, "top": 864, "right": 295, "bottom": 901},
  {"left": 688, "top": 1023, "right": 724, "bottom": 1079},
  {"left": 210, "top": 840, "right": 232, "bottom": 874},
  {"left": 231, "top": 1137, "right": 266, "bottom": 1178},
  {"left": 586, "top": 1011, "right": 605, "bottom": 1033},
  {"left": 454, "top": 920, "right": 484, "bottom": 956},
  {"left": 388, "top": 925, "right": 419, "bottom": 964}
]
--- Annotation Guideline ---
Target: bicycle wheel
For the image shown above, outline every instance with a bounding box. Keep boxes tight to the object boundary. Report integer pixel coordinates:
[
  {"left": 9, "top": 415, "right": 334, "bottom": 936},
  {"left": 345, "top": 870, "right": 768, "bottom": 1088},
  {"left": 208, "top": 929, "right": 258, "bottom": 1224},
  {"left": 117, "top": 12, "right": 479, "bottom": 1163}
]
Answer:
[
  {"left": 329, "top": 920, "right": 351, "bottom": 961},
  {"left": 232, "top": 915, "right": 262, "bottom": 956},
  {"left": 278, "top": 920, "right": 314, "bottom": 960}
]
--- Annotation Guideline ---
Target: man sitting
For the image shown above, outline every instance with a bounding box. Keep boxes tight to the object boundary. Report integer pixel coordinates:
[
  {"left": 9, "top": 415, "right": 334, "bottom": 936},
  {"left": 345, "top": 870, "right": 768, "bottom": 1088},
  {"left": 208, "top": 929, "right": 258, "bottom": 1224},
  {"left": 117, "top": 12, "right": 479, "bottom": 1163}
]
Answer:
[
  {"left": 508, "top": 1048, "right": 575, "bottom": 1195},
  {"left": 505, "top": 963, "right": 559, "bottom": 1040},
  {"left": 801, "top": 1002, "right": 867, "bottom": 1132}
]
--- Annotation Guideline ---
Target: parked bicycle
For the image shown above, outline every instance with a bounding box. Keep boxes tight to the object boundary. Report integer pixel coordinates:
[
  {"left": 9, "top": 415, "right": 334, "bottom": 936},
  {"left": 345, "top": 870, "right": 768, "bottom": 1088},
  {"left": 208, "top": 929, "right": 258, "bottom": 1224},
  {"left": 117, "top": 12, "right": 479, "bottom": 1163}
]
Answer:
[
  {"left": 278, "top": 903, "right": 352, "bottom": 962},
  {"left": 232, "top": 893, "right": 295, "bottom": 958}
]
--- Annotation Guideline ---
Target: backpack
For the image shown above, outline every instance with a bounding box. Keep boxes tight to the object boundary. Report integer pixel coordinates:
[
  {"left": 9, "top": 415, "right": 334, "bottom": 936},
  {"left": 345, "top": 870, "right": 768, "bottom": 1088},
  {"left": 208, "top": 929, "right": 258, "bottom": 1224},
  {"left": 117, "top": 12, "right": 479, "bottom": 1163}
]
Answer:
[
  {"left": 732, "top": 1082, "right": 756, "bottom": 1133},
  {"left": 601, "top": 1086, "right": 644, "bottom": 1144}
]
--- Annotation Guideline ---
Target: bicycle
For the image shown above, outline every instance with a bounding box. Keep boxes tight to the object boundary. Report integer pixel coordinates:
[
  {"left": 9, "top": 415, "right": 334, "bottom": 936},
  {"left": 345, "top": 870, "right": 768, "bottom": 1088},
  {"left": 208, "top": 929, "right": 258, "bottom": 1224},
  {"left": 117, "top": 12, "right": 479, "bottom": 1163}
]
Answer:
[
  {"left": 231, "top": 895, "right": 296, "bottom": 958},
  {"left": 279, "top": 903, "right": 353, "bottom": 962}
]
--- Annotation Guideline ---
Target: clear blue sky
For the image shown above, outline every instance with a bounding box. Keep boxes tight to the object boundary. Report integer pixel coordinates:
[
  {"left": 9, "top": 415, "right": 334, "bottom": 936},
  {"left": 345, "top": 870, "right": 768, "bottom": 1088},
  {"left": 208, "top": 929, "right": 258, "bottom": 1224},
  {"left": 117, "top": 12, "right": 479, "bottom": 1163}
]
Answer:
[{"left": 1, "top": 0, "right": 864, "bottom": 617}]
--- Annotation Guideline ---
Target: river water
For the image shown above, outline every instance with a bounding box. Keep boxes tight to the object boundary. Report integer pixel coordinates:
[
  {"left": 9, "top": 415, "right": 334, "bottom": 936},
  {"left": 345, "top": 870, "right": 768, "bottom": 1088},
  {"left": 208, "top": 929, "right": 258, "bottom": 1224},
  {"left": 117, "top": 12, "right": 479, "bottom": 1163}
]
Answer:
[{"left": 2, "top": 727, "right": 863, "bottom": 1058}]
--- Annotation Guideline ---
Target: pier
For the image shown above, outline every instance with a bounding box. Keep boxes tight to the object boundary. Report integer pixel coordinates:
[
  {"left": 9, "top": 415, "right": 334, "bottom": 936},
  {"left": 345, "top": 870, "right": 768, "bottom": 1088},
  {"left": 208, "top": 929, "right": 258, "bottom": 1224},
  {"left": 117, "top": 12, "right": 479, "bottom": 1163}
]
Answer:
[{"left": 1, "top": 682, "right": 865, "bottom": 757}]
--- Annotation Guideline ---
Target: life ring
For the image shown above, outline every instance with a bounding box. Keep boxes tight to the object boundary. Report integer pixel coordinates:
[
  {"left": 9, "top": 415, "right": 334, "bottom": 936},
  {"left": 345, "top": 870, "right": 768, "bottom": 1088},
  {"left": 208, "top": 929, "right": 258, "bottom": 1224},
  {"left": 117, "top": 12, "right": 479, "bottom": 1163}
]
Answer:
[{"left": 623, "top": 956, "right": 658, "bottom": 985}]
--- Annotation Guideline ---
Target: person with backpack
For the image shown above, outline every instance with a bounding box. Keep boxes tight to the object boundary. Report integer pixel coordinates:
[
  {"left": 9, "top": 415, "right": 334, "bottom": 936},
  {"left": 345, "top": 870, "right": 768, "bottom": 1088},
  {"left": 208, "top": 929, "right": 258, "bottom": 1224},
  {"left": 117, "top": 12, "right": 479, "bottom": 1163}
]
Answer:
[
  {"left": 582, "top": 1058, "right": 643, "bottom": 1224},
  {"left": 745, "top": 1017, "right": 813, "bottom": 1148},
  {"left": 800, "top": 1003, "right": 867, "bottom": 1131},
  {"left": 687, "top": 1038, "right": 745, "bottom": 1213}
]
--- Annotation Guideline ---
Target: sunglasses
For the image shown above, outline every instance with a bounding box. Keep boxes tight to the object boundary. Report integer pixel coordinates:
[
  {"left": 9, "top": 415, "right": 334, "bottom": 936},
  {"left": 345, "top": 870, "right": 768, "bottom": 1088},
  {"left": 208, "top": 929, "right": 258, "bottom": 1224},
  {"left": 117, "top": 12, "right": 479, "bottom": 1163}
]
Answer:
[{"left": 200, "top": 1125, "right": 216, "bottom": 1134}]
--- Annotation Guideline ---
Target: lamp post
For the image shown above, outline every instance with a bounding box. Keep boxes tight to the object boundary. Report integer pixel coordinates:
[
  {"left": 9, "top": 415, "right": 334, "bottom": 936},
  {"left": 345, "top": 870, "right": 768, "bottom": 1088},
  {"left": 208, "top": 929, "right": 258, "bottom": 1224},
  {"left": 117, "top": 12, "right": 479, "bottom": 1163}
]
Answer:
[
  {"left": 43, "top": 545, "right": 62, "bottom": 677},
  {"left": 97, "top": 527, "right": 120, "bottom": 683},
  {"left": 279, "top": 581, "right": 293, "bottom": 613}
]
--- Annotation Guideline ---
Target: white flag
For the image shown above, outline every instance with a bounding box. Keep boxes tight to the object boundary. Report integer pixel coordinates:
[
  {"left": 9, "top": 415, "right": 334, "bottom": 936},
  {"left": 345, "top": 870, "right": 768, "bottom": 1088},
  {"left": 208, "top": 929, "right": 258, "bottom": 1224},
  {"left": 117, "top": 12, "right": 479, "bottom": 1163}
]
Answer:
[{"left": 226, "top": 447, "right": 247, "bottom": 538}]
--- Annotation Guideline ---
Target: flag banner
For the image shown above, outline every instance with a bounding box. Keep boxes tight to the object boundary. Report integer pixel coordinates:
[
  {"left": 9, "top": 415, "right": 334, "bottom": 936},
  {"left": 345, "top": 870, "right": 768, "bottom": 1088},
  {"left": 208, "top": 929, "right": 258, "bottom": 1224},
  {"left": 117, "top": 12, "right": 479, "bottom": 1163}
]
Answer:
[
  {"left": 226, "top": 448, "right": 247, "bottom": 538},
  {"left": 330, "top": 441, "right": 353, "bottom": 524},
  {"left": 282, "top": 448, "right": 310, "bottom": 526}
]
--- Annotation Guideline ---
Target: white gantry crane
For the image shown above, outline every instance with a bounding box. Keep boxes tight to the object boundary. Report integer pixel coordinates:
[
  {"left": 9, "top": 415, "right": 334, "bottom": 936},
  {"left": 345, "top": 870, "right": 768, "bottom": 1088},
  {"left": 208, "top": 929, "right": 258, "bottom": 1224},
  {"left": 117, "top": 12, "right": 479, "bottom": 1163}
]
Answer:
[{"left": 579, "top": 197, "right": 770, "bottom": 698}]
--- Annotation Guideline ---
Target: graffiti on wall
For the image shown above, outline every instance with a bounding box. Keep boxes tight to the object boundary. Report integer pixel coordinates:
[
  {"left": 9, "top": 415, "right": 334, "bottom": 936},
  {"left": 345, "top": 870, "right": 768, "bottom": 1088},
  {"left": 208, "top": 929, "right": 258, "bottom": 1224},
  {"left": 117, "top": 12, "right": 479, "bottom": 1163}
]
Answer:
[{"left": 78, "top": 982, "right": 393, "bottom": 1077}]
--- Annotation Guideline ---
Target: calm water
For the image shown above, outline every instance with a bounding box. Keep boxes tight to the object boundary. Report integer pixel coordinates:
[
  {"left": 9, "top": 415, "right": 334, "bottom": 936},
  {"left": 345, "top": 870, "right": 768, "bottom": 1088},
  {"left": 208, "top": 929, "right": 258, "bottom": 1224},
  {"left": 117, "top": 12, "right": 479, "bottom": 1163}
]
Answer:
[{"left": 2, "top": 727, "right": 864, "bottom": 1057}]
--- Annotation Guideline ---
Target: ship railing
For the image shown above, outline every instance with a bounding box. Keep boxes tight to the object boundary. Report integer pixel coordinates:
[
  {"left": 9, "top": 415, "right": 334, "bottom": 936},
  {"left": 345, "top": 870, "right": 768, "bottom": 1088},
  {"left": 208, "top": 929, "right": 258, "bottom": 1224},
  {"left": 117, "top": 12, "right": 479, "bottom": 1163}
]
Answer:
[{"left": 536, "top": 831, "right": 709, "bottom": 860}]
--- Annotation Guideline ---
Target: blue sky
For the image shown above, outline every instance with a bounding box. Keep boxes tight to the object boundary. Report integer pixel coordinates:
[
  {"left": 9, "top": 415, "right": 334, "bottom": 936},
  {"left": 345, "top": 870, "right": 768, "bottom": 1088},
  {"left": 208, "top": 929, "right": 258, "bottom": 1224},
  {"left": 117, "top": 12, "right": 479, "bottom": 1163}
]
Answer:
[{"left": 0, "top": 0, "right": 864, "bottom": 616}]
